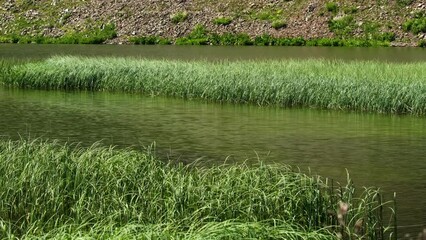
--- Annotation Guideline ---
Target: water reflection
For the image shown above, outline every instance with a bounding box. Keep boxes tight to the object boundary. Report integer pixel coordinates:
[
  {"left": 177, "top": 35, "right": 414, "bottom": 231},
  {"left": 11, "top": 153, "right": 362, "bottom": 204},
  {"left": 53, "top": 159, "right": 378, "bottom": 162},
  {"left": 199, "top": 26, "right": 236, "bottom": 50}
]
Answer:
[
  {"left": 0, "top": 87, "right": 425, "bottom": 235},
  {"left": 1, "top": 44, "right": 426, "bottom": 62}
]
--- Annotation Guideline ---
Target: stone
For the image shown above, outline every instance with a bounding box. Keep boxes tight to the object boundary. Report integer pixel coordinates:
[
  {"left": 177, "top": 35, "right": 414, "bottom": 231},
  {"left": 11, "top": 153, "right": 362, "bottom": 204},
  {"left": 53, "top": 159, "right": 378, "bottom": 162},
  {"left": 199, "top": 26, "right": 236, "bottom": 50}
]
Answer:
[{"left": 307, "top": 4, "right": 316, "bottom": 13}]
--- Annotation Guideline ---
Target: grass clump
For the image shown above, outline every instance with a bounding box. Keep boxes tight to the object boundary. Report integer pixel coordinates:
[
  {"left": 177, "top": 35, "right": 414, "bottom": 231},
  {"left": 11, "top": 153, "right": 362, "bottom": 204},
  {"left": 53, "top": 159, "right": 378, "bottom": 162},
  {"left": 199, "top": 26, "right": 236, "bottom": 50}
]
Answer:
[
  {"left": 343, "top": 6, "right": 358, "bottom": 14},
  {"left": 0, "top": 139, "right": 394, "bottom": 239},
  {"left": 271, "top": 20, "right": 287, "bottom": 29},
  {"left": 213, "top": 17, "right": 233, "bottom": 26},
  {"left": 250, "top": 9, "right": 283, "bottom": 22},
  {"left": 2, "top": 56, "right": 426, "bottom": 115},
  {"left": 175, "top": 24, "right": 209, "bottom": 45},
  {"left": 397, "top": 0, "right": 414, "bottom": 7},
  {"left": 419, "top": 39, "right": 426, "bottom": 47},
  {"left": 129, "top": 36, "right": 171, "bottom": 45},
  {"left": 209, "top": 33, "right": 253, "bottom": 45},
  {"left": 403, "top": 12, "right": 426, "bottom": 34},
  {"left": 171, "top": 11, "right": 188, "bottom": 24},
  {"left": 326, "top": 2, "right": 339, "bottom": 14},
  {"left": 328, "top": 16, "right": 356, "bottom": 37},
  {"left": 362, "top": 22, "right": 396, "bottom": 42}
]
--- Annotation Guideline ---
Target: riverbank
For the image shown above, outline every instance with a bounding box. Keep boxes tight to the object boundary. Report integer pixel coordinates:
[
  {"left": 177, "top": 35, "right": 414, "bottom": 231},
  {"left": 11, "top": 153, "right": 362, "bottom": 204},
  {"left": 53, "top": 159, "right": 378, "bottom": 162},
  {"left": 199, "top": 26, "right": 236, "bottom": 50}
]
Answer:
[
  {"left": 1, "top": 56, "right": 426, "bottom": 115},
  {"left": 0, "top": 139, "right": 392, "bottom": 239},
  {"left": 0, "top": 0, "right": 425, "bottom": 47}
]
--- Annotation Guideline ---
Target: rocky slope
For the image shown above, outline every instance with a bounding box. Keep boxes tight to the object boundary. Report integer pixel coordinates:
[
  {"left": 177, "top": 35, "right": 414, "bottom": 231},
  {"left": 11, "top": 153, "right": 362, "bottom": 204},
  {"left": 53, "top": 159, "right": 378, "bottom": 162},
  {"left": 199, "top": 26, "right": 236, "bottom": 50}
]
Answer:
[{"left": 1, "top": 0, "right": 425, "bottom": 46}]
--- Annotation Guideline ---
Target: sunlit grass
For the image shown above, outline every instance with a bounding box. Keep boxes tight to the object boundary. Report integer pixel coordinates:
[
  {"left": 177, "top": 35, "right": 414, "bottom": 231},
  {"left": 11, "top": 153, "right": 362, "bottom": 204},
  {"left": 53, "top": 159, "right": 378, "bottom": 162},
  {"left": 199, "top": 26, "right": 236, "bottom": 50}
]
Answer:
[
  {"left": 0, "top": 139, "right": 393, "bottom": 239},
  {"left": 1, "top": 56, "right": 425, "bottom": 115}
]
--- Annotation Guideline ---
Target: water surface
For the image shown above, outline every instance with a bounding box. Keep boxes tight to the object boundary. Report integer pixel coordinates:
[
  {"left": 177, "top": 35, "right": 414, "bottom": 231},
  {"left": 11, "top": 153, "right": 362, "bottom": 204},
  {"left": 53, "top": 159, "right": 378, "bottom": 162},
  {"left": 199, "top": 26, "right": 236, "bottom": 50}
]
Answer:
[
  {"left": 1, "top": 44, "right": 425, "bottom": 237},
  {"left": 1, "top": 44, "right": 426, "bottom": 62},
  {"left": 0, "top": 88, "right": 425, "bottom": 235}
]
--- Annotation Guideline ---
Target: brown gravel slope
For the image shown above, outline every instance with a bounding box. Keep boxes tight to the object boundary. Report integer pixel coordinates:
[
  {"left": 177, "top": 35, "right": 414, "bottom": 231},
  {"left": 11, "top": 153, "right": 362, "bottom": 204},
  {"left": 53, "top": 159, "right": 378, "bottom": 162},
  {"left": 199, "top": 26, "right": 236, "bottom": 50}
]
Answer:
[{"left": 1, "top": 0, "right": 425, "bottom": 45}]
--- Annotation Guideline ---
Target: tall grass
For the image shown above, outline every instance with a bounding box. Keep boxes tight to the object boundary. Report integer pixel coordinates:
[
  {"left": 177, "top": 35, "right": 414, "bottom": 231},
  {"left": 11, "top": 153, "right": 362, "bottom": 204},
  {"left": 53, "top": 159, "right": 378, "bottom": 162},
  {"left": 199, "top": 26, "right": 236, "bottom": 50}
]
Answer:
[
  {"left": 0, "top": 140, "right": 393, "bottom": 239},
  {"left": 2, "top": 56, "right": 425, "bottom": 115}
]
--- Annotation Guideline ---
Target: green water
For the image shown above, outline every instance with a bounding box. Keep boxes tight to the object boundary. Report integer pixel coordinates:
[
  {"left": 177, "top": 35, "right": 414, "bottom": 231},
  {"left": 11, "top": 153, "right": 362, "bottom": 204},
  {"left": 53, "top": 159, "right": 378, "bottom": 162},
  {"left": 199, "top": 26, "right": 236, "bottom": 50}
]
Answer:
[
  {"left": 1, "top": 44, "right": 425, "bottom": 236},
  {"left": 1, "top": 44, "right": 426, "bottom": 62},
  {"left": 1, "top": 88, "right": 425, "bottom": 235}
]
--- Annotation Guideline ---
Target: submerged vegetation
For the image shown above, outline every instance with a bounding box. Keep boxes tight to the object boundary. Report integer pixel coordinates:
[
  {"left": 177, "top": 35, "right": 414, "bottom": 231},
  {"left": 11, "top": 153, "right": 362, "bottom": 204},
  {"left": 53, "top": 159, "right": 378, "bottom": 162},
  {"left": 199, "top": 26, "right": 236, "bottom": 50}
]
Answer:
[
  {"left": 0, "top": 139, "right": 393, "bottom": 239},
  {"left": 1, "top": 56, "right": 426, "bottom": 115}
]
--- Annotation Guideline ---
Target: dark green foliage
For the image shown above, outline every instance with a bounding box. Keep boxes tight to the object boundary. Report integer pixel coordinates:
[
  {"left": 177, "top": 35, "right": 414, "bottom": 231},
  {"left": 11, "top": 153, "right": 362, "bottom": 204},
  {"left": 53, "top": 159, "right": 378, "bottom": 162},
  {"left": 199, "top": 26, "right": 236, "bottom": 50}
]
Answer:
[
  {"left": 209, "top": 33, "right": 253, "bottom": 45},
  {"left": 171, "top": 12, "right": 188, "bottom": 23},
  {"left": 129, "top": 36, "right": 171, "bottom": 45},
  {"left": 419, "top": 40, "right": 426, "bottom": 47},
  {"left": 213, "top": 17, "right": 233, "bottom": 25},
  {"left": 275, "top": 37, "right": 306, "bottom": 46},
  {"left": 397, "top": 0, "right": 414, "bottom": 7},
  {"left": 363, "top": 22, "right": 396, "bottom": 42},
  {"left": 343, "top": 6, "right": 358, "bottom": 14},
  {"left": 403, "top": 13, "right": 426, "bottom": 34},
  {"left": 373, "top": 32, "right": 396, "bottom": 42},
  {"left": 254, "top": 34, "right": 275, "bottom": 46},
  {"left": 325, "top": 2, "right": 338, "bottom": 14},
  {"left": 175, "top": 25, "right": 209, "bottom": 45}
]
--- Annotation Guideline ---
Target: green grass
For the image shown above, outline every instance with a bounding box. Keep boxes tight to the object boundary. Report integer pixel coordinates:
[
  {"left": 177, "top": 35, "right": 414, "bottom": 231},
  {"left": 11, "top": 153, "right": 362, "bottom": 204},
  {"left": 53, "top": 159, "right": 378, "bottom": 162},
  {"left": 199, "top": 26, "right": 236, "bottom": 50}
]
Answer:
[
  {"left": 403, "top": 14, "right": 426, "bottom": 34},
  {"left": 271, "top": 20, "right": 287, "bottom": 30},
  {"left": 129, "top": 36, "right": 172, "bottom": 45},
  {"left": 171, "top": 12, "right": 188, "bottom": 24},
  {"left": 0, "top": 139, "right": 393, "bottom": 239},
  {"left": 131, "top": 25, "right": 392, "bottom": 46},
  {"left": 0, "top": 24, "right": 117, "bottom": 44},
  {"left": 326, "top": 2, "right": 339, "bottom": 14},
  {"left": 2, "top": 56, "right": 425, "bottom": 115},
  {"left": 213, "top": 17, "right": 233, "bottom": 26},
  {"left": 328, "top": 16, "right": 356, "bottom": 37}
]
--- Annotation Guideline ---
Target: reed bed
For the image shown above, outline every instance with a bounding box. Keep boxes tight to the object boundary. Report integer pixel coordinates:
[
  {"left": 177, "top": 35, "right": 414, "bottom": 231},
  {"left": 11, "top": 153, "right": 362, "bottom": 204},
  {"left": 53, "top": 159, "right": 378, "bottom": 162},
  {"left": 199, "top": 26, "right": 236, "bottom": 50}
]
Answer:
[
  {"left": 1, "top": 56, "right": 426, "bottom": 115},
  {"left": 0, "top": 140, "right": 393, "bottom": 239}
]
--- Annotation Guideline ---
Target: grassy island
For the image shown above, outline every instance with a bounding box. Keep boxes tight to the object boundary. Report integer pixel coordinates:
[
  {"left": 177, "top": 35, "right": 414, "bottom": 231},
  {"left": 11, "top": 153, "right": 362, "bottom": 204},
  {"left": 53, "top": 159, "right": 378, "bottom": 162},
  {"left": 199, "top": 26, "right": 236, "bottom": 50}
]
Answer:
[{"left": 1, "top": 56, "right": 425, "bottom": 115}]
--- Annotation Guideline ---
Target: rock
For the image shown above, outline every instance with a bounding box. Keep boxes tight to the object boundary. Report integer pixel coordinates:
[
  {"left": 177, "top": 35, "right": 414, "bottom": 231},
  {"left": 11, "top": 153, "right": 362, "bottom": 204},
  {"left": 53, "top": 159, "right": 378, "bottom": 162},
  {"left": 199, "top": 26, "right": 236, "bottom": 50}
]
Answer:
[{"left": 307, "top": 4, "right": 316, "bottom": 13}]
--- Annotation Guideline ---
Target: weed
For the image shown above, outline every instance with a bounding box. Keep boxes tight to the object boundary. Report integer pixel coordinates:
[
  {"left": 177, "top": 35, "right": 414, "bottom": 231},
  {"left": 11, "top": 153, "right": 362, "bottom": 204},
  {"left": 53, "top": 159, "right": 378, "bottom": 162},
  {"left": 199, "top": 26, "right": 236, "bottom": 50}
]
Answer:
[
  {"left": 129, "top": 36, "right": 171, "bottom": 45},
  {"left": 397, "top": 0, "right": 414, "bottom": 7},
  {"left": 343, "top": 6, "right": 358, "bottom": 14},
  {"left": 403, "top": 14, "right": 426, "bottom": 34},
  {"left": 328, "top": 16, "right": 355, "bottom": 37},
  {"left": 209, "top": 33, "right": 253, "bottom": 45},
  {"left": 326, "top": 2, "right": 338, "bottom": 14},
  {"left": 271, "top": 20, "right": 287, "bottom": 29},
  {"left": 170, "top": 11, "right": 188, "bottom": 24},
  {"left": 213, "top": 17, "right": 233, "bottom": 26},
  {"left": 175, "top": 24, "right": 209, "bottom": 45}
]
